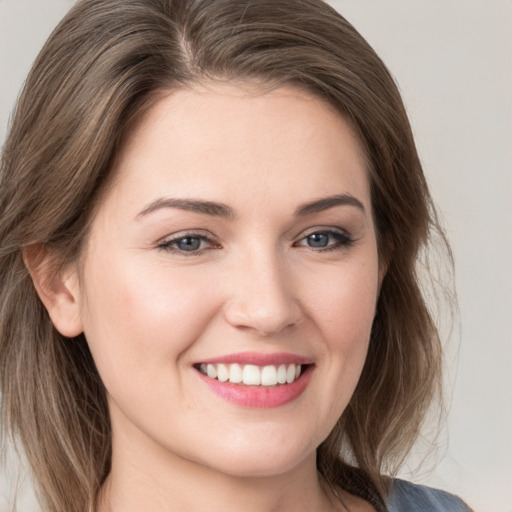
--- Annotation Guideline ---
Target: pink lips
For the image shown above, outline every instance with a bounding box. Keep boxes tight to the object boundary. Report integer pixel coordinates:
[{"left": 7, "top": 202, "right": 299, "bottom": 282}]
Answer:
[
  {"left": 195, "top": 352, "right": 314, "bottom": 409},
  {"left": 199, "top": 352, "right": 313, "bottom": 366}
]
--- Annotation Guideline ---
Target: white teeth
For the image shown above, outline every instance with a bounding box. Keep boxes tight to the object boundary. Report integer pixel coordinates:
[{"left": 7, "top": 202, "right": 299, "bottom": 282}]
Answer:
[
  {"left": 229, "top": 363, "right": 242, "bottom": 383},
  {"left": 206, "top": 364, "right": 217, "bottom": 379},
  {"left": 261, "top": 365, "right": 278, "bottom": 386},
  {"left": 243, "top": 364, "right": 261, "bottom": 385},
  {"left": 277, "top": 364, "right": 287, "bottom": 384},
  {"left": 286, "top": 364, "right": 296, "bottom": 383},
  {"left": 217, "top": 363, "right": 229, "bottom": 382},
  {"left": 198, "top": 362, "right": 304, "bottom": 386}
]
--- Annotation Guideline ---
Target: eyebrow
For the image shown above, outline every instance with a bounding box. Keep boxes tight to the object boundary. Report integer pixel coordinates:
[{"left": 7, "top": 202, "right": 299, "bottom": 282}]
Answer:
[
  {"left": 136, "top": 197, "right": 236, "bottom": 219},
  {"left": 136, "top": 193, "right": 364, "bottom": 220},
  {"left": 294, "top": 194, "right": 365, "bottom": 216}
]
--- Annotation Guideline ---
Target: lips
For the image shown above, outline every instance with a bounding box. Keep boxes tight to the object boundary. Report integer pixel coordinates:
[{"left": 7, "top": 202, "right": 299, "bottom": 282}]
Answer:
[{"left": 194, "top": 352, "right": 314, "bottom": 408}]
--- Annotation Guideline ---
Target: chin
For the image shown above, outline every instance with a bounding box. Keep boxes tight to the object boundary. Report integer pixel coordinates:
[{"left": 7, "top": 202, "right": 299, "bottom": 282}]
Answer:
[
  {"left": 193, "top": 431, "right": 318, "bottom": 478},
  {"left": 205, "top": 454, "right": 310, "bottom": 479}
]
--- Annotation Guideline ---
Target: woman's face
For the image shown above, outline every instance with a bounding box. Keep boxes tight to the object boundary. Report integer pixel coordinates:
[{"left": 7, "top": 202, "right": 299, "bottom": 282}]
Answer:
[{"left": 72, "top": 84, "right": 382, "bottom": 478}]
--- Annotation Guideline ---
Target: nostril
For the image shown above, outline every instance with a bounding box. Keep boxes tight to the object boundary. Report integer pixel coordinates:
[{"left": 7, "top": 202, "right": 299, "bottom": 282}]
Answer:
[{"left": 223, "top": 300, "right": 302, "bottom": 336}]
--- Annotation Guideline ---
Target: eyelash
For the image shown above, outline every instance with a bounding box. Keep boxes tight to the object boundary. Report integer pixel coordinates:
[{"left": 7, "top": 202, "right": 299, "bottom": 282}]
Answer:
[
  {"left": 157, "top": 231, "right": 220, "bottom": 254},
  {"left": 157, "top": 229, "right": 354, "bottom": 255},
  {"left": 293, "top": 229, "right": 355, "bottom": 252}
]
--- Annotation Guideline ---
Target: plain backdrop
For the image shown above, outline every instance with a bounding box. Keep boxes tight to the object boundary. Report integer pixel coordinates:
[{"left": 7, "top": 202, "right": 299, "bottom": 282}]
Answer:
[{"left": 1, "top": 1, "right": 511, "bottom": 511}]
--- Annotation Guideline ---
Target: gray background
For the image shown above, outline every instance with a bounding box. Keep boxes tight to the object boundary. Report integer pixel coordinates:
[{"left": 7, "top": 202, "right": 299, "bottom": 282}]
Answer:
[{"left": 1, "top": 1, "right": 511, "bottom": 511}]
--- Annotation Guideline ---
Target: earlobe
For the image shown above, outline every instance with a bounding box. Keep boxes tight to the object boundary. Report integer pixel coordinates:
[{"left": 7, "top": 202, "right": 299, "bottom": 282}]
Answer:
[{"left": 23, "top": 245, "right": 84, "bottom": 338}]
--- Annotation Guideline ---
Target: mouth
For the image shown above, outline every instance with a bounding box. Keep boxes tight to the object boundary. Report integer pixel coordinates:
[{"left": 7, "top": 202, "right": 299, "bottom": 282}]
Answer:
[
  {"left": 193, "top": 353, "right": 314, "bottom": 408},
  {"left": 194, "top": 362, "right": 308, "bottom": 386}
]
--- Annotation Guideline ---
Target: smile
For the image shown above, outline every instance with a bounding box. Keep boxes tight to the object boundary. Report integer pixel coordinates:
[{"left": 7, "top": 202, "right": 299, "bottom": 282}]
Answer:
[
  {"left": 194, "top": 354, "right": 314, "bottom": 408},
  {"left": 197, "top": 363, "right": 303, "bottom": 386}
]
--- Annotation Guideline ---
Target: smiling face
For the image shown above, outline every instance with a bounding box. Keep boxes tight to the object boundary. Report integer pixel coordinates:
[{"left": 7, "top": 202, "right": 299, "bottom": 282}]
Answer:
[{"left": 70, "top": 84, "right": 381, "bottom": 480}]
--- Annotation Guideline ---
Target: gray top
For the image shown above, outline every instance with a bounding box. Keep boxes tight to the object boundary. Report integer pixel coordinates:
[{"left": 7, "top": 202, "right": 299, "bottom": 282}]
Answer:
[{"left": 387, "top": 480, "right": 472, "bottom": 511}]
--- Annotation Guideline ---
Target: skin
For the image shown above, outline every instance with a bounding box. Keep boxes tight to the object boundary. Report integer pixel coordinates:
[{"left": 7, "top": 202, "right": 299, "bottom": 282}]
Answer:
[{"left": 37, "top": 84, "right": 381, "bottom": 512}]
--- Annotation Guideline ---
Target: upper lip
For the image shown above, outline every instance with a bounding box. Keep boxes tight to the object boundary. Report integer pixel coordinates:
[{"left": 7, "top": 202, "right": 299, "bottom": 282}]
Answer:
[{"left": 196, "top": 352, "right": 314, "bottom": 366}]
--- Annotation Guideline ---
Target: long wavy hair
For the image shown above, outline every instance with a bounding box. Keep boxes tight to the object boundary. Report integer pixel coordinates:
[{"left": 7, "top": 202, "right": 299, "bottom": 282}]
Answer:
[{"left": 0, "top": 1, "right": 452, "bottom": 510}]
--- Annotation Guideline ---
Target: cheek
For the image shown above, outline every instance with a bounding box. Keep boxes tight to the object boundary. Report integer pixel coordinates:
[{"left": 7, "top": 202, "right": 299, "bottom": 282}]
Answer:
[
  {"left": 301, "top": 259, "right": 379, "bottom": 410},
  {"left": 79, "top": 251, "right": 221, "bottom": 381},
  {"left": 305, "top": 259, "right": 378, "bottom": 344}
]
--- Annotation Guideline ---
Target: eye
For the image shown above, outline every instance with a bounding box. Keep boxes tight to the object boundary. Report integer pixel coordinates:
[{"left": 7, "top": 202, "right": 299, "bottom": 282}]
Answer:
[
  {"left": 172, "top": 236, "right": 204, "bottom": 252},
  {"left": 158, "top": 232, "right": 219, "bottom": 254},
  {"left": 295, "top": 230, "right": 354, "bottom": 251}
]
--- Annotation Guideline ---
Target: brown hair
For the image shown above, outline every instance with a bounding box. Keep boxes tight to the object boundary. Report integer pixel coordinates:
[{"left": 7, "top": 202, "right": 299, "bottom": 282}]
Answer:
[{"left": 0, "top": 1, "right": 451, "bottom": 510}]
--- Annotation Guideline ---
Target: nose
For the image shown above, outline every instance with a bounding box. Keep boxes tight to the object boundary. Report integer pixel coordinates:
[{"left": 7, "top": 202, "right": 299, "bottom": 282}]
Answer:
[{"left": 222, "top": 249, "right": 302, "bottom": 336}]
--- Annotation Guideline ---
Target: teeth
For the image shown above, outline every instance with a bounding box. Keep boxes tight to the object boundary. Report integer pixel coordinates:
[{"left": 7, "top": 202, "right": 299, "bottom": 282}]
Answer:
[
  {"left": 217, "top": 363, "right": 229, "bottom": 382},
  {"left": 261, "top": 365, "right": 277, "bottom": 386},
  {"left": 229, "top": 363, "right": 242, "bottom": 383},
  {"left": 286, "top": 364, "right": 296, "bottom": 383},
  {"left": 198, "top": 362, "right": 304, "bottom": 386},
  {"left": 206, "top": 364, "right": 217, "bottom": 379},
  {"left": 277, "top": 364, "right": 287, "bottom": 384},
  {"left": 243, "top": 365, "right": 261, "bottom": 385}
]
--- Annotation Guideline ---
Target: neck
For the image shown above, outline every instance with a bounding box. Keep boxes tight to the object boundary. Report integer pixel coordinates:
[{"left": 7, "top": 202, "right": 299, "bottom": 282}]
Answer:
[{"left": 98, "top": 450, "right": 335, "bottom": 512}]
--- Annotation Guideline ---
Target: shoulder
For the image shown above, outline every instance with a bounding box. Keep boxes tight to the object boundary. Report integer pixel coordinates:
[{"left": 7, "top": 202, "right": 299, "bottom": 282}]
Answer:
[{"left": 386, "top": 479, "right": 472, "bottom": 512}]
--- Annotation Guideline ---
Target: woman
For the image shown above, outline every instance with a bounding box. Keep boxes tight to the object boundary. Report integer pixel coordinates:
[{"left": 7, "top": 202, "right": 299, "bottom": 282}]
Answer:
[{"left": 0, "top": 0, "right": 471, "bottom": 511}]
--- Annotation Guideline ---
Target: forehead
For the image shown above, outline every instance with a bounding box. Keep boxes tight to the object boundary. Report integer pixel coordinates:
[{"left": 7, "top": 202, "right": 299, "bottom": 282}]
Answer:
[{"left": 105, "top": 84, "right": 370, "bottom": 216}]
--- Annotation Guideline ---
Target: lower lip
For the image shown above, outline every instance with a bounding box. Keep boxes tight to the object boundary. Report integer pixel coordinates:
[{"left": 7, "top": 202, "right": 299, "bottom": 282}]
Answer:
[{"left": 196, "top": 366, "right": 313, "bottom": 408}]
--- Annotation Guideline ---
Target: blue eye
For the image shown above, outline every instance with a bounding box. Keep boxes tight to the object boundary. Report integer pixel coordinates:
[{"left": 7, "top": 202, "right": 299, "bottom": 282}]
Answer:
[
  {"left": 296, "top": 230, "right": 353, "bottom": 251},
  {"left": 158, "top": 233, "right": 217, "bottom": 254},
  {"left": 174, "top": 236, "right": 202, "bottom": 251},
  {"left": 306, "top": 232, "right": 330, "bottom": 248}
]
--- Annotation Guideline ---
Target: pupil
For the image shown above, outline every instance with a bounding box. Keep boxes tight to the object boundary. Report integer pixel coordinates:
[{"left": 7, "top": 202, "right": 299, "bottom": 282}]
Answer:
[
  {"left": 178, "top": 237, "right": 200, "bottom": 251},
  {"left": 308, "top": 233, "right": 329, "bottom": 247}
]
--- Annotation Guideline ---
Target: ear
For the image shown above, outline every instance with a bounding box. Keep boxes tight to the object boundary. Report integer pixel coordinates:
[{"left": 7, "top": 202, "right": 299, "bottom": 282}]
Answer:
[{"left": 23, "top": 244, "right": 84, "bottom": 337}]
